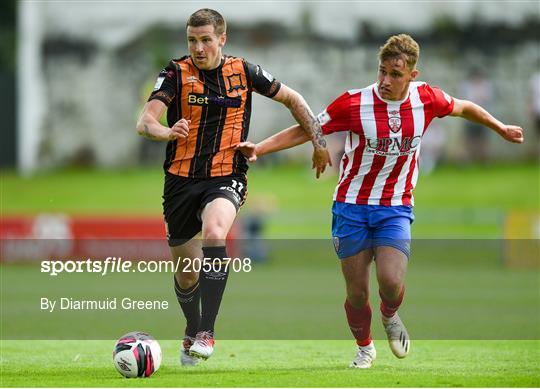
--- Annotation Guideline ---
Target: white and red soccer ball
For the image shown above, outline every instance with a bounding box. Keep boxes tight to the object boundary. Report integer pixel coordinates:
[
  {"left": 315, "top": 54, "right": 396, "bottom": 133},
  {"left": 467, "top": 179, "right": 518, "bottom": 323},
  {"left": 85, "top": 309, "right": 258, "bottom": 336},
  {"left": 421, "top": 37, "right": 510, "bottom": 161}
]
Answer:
[{"left": 112, "top": 332, "right": 162, "bottom": 378}]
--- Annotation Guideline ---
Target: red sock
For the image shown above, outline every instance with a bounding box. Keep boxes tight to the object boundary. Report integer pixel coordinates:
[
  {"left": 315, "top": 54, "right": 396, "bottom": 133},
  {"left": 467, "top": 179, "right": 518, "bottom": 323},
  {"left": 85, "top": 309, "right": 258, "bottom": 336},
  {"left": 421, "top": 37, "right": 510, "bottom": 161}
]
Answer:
[
  {"left": 379, "top": 286, "right": 405, "bottom": 318},
  {"left": 344, "top": 300, "right": 372, "bottom": 347}
]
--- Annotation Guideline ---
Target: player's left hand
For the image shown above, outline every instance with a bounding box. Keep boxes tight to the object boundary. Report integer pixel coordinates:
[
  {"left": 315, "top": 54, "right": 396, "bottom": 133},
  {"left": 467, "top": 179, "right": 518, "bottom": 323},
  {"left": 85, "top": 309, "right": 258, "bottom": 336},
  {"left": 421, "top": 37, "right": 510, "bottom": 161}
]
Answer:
[
  {"left": 235, "top": 141, "right": 258, "bottom": 162},
  {"left": 312, "top": 147, "right": 332, "bottom": 179},
  {"left": 501, "top": 125, "right": 524, "bottom": 143}
]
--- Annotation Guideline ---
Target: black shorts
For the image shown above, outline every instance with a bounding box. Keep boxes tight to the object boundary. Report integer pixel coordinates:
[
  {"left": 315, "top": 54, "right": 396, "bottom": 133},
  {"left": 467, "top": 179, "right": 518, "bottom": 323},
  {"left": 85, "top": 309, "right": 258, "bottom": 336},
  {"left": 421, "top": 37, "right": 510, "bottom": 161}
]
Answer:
[{"left": 162, "top": 173, "right": 247, "bottom": 246}]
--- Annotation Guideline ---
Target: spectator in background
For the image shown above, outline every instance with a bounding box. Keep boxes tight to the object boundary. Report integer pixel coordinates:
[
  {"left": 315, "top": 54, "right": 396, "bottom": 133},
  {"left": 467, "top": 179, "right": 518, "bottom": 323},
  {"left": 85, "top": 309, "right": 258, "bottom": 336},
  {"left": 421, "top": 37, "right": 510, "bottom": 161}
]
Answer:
[{"left": 459, "top": 68, "right": 494, "bottom": 163}]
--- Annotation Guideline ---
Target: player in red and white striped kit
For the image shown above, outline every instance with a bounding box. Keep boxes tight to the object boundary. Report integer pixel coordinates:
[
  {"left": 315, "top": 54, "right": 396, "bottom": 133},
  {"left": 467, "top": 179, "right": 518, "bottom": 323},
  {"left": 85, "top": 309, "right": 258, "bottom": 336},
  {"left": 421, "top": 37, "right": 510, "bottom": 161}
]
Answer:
[{"left": 237, "top": 34, "right": 523, "bottom": 368}]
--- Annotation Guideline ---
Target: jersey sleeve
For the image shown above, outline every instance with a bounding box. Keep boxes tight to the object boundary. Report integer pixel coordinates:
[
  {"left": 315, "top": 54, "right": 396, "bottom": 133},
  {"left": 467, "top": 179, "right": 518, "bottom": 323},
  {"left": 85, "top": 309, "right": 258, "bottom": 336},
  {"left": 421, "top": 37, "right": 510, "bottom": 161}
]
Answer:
[
  {"left": 317, "top": 92, "right": 353, "bottom": 135},
  {"left": 427, "top": 84, "right": 454, "bottom": 118},
  {"left": 148, "top": 61, "right": 178, "bottom": 106},
  {"left": 245, "top": 61, "right": 281, "bottom": 98}
]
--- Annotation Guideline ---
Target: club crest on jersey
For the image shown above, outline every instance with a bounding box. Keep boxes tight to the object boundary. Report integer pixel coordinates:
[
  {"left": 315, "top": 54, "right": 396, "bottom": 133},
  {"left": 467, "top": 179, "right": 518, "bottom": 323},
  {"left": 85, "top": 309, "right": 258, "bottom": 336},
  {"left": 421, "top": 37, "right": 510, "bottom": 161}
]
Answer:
[
  {"left": 227, "top": 73, "right": 246, "bottom": 92},
  {"left": 388, "top": 116, "right": 401, "bottom": 133}
]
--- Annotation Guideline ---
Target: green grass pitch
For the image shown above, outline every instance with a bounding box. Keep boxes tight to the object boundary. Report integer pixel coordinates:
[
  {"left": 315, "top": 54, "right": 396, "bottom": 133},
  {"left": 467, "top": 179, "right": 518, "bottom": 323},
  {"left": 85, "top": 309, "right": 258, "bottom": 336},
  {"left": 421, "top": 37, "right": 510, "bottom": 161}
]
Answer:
[{"left": 1, "top": 340, "right": 539, "bottom": 387}]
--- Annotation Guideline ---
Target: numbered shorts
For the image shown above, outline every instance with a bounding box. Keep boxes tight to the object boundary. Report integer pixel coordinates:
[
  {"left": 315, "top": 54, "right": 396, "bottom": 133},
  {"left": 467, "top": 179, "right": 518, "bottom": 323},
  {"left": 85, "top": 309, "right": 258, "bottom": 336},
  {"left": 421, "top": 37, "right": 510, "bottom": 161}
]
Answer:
[
  {"left": 163, "top": 173, "right": 247, "bottom": 247},
  {"left": 331, "top": 202, "right": 414, "bottom": 259}
]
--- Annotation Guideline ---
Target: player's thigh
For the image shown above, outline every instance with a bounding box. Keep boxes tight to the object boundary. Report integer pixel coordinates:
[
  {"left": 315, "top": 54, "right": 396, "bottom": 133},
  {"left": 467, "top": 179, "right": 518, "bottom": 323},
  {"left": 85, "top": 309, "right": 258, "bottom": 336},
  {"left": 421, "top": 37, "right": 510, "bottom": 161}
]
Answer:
[
  {"left": 199, "top": 175, "right": 247, "bottom": 242},
  {"left": 172, "top": 234, "right": 202, "bottom": 288},
  {"left": 370, "top": 205, "right": 412, "bottom": 293},
  {"left": 163, "top": 174, "right": 204, "bottom": 246},
  {"left": 370, "top": 205, "right": 413, "bottom": 259},
  {"left": 201, "top": 198, "right": 238, "bottom": 242},
  {"left": 340, "top": 248, "right": 374, "bottom": 306}
]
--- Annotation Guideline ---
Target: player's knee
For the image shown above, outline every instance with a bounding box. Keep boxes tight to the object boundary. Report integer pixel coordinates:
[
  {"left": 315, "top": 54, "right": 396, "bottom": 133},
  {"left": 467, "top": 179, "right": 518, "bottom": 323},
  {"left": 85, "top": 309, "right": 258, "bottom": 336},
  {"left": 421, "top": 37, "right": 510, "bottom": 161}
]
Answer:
[
  {"left": 347, "top": 289, "right": 369, "bottom": 309},
  {"left": 378, "top": 277, "right": 403, "bottom": 300},
  {"left": 202, "top": 224, "right": 228, "bottom": 242},
  {"left": 175, "top": 271, "right": 198, "bottom": 289}
]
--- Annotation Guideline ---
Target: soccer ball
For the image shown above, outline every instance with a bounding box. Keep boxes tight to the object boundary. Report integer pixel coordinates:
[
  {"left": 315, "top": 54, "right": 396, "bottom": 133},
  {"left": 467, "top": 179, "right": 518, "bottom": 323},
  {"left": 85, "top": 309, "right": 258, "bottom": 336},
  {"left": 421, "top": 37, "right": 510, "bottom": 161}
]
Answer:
[{"left": 112, "top": 331, "right": 162, "bottom": 378}]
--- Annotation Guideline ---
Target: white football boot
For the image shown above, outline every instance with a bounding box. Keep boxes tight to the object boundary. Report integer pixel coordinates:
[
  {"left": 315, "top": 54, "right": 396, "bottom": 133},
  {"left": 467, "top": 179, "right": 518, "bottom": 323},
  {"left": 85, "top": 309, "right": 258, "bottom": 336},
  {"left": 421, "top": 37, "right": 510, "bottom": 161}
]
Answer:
[
  {"left": 382, "top": 313, "right": 410, "bottom": 358},
  {"left": 349, "top": 341, "right": 377, "bottom": 369},
  {"left": 180, "top": 336, "right": 199, "bottom": 366},
  {"left": 189, "top": 331, "right": 215, "bottom": 360}
]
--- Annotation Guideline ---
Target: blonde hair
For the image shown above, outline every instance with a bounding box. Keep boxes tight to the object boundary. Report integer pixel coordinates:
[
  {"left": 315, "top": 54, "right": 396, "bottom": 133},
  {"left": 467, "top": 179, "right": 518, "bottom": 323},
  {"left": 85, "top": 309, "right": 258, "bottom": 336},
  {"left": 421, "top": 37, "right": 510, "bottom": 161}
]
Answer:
[
  {"left": 378, "top": 34, "right": 420, "bottom": 70},
  {"left": 187, "top": 8, "right": 226, "bottom": 35}
]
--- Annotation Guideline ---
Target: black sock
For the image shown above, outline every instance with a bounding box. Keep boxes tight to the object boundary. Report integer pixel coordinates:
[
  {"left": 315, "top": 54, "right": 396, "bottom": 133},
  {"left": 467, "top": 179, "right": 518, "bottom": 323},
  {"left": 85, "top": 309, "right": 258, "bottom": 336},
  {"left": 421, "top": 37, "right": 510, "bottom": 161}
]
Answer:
[
  {"left": 173, "top": 276, "right": 200, "bottom": 338},
  {"left": 199, "top": 246, "right": 230, "bottom": 333}
]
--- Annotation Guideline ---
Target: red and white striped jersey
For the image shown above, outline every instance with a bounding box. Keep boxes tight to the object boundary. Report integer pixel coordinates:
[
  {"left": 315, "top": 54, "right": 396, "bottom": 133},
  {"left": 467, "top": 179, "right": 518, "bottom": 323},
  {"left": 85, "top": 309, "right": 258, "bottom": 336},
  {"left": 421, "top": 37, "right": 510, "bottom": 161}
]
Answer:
[{"left": 318, "top": 82, "right": 454, "bottom": 206}]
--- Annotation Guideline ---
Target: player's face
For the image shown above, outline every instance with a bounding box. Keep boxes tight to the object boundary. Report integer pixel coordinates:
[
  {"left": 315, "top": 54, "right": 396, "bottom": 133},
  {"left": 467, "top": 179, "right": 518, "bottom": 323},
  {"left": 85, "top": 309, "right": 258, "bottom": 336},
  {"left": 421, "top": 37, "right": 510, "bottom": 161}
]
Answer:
[
  {"left": 187, "top": 25, "right": 226, "bottom": 71},
  {"left": 377, "top": 56, "right": 418, "bottom": 100}
]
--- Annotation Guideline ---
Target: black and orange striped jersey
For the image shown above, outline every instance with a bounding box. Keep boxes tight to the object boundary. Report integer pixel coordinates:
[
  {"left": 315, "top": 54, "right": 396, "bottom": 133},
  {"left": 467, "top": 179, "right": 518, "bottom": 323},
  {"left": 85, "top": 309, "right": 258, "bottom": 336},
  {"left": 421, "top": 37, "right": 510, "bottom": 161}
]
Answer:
[{"left": 148, "top": 55, "right": 281, "bottom": 178}]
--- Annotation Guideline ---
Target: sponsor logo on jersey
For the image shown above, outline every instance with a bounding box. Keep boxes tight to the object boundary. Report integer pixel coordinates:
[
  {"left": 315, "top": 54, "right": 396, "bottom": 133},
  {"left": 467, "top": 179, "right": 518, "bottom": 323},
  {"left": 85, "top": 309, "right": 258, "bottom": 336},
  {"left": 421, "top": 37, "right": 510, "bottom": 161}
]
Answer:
[
  {"left": 186, "top": 75, "right": 198, "bottom": 83},
  {"left": 366, "top": 135, "right": 421, "bottom": 156},
  {"left": 188, "top": 93, "right": 241, "bottom": 108},
  {"left": 227, "top": 73, "right": 246, "bottom": 92}
]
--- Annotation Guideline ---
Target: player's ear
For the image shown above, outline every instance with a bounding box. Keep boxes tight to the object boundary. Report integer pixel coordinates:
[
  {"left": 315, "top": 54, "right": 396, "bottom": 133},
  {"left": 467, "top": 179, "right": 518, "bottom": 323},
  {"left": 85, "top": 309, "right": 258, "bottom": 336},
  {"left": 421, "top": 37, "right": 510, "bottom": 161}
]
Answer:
[
  {"left": 219, "top": 33, "right": 227, "bottom": 47},
  {"left": 410, "top": 68, "right": 419, "bottom": 81}
]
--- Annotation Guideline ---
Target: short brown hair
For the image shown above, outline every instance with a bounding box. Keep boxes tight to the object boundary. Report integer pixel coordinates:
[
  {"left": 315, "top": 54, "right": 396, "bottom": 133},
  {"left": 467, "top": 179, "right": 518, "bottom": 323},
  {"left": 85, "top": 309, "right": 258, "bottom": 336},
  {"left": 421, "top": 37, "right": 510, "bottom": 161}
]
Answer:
[
  {"left": 187, "top": 8, "right": 226, "bottom": 35},
  {"left": 378, "top": 34, "right": 420, "bottom": 70}
]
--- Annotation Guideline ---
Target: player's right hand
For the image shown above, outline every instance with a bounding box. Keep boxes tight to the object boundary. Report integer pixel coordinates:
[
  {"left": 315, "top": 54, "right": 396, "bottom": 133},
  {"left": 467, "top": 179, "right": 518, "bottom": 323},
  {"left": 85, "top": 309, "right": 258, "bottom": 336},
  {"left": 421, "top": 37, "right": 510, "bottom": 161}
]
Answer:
[
  {"left": 169, "top": 118, "right": 191, "bottom": 140},
  {"left": 235, "top": 141, "right": 258, "bottom": 162},
  {"left": 501, "top": 125, "right": 524, "bottom": 143},
  {"left": 312, "top": 147, "right": 332, "bottom": 179}
]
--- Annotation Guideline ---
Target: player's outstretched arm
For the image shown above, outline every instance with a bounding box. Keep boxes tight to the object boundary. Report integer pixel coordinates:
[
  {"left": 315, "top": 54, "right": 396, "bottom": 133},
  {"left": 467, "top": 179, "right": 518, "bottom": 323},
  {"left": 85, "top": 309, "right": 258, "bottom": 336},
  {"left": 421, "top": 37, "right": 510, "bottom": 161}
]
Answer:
[
  {"left": 450, "top": 98, "right": 524, "bottom": 143},
  {"left": 236, "top": 125, "right": 310, "bottom": 162},
  {"left": 136, "top": 100, "right": 190, "bottom": 141},
  {"left": 271, "top": 85, "right": 332, "bottom": 178}
]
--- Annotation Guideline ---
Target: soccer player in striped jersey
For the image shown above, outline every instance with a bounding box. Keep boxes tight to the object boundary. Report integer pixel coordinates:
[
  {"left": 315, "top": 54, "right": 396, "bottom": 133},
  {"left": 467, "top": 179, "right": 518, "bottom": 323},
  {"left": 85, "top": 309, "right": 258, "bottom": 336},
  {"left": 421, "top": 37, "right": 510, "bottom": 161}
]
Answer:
[
  {"left": 136, "top": 9, "right": 330, "bottom": 364},
  {"left": 237, "top": 34, "right": 524, "bottom": 369}
]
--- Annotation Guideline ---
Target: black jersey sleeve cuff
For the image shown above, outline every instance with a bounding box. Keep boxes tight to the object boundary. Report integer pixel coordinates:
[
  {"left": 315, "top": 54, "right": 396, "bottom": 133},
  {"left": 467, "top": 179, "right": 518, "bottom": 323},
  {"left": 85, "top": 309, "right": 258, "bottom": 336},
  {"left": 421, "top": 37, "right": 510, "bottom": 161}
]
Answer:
[
  {"left": 265, "top": 80, "right": 281, "bottom": 98},
  {"left": 148, "top": 91, "right": 174, "bottom": 106}
]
